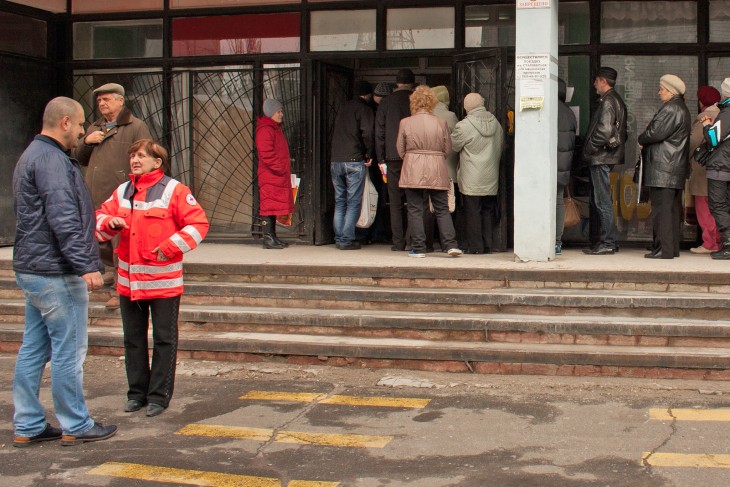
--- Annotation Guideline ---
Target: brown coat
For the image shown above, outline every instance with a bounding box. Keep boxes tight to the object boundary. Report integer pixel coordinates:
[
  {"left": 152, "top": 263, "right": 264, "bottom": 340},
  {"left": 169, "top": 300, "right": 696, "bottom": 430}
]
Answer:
[
  {"left": 73, "top": 106, "right": 152, "bottom": 208},
  {"left": 396, "top": 110, "right": 451, "bottom": 190},
  {"left": 688, "top": 104, "right": 720, "bottom": 196}
]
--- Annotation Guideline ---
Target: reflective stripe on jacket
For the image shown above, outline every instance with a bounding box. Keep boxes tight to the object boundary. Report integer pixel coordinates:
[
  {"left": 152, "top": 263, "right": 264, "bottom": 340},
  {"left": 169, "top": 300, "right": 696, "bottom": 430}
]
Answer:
[{"left": 96, "top": 168, "right": 209, "bottom": 300}]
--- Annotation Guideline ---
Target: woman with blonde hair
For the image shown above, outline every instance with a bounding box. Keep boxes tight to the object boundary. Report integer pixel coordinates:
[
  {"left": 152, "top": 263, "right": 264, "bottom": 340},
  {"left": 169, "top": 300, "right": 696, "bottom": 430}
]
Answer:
[{"left": 397, "top": 85, "right": 463, "bottom": 258}]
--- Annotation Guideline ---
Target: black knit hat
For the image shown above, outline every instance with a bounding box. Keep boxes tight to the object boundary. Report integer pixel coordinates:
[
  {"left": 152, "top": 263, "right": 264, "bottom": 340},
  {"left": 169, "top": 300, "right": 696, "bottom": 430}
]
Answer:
[
  {"left": 354, "top": 80, "right": 372, "bottom": 96},
  {"left": 396, "top": 68, "right": 415, "bottom": 85}
]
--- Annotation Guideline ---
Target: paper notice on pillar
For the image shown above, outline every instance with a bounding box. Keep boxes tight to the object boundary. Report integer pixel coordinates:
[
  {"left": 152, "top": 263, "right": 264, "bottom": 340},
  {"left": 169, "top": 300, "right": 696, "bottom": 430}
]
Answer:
[
  {"left": 517, "top": 0, "right": 551, "bottom": 8},
  {"left": 519, "top": 79, "right": 544, "bottom": 111},
  {"left": 520, "top": 97, "right": 544, "bottom": 111},
  {"left": 515, "top": 54, "right": 550, "bottom": 81}
]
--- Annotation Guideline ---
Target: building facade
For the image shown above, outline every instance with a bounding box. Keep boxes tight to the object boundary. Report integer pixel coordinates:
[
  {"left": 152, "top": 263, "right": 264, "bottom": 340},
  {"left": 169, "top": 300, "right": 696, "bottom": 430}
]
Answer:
[{"left": 2, "top": 0, "right": 729, "bottom": 247}]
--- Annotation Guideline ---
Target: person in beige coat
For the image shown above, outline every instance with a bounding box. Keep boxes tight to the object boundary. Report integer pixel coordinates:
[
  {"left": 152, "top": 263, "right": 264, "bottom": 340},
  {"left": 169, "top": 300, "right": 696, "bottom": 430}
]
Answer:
[
  {"left": 73, "top": 83, "right": 152, "bottom": 309},
  {"left": 397, "top": 86, "right": 462, "bottom": 258},
  {"left": 688, "top": 86, "right": 722, "bottom": 253}
]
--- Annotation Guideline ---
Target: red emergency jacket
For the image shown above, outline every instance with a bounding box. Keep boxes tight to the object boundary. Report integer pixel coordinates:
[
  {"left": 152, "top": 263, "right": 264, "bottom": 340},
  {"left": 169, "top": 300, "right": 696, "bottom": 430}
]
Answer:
[{"left": 96, "top": 169, "right": 209, "bottom": 301}]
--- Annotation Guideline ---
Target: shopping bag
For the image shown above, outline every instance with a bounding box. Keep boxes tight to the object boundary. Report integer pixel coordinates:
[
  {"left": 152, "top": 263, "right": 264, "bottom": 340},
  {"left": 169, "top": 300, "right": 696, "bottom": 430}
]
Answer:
[
  {"left": 276, "top": 174, "right": 300, "bottom": 227},
  {"left": 563, "top": 187, "right": 580, "bottom": 228},
  {"left": 356, "top": 172, "right": 378, "bottom": 228}
]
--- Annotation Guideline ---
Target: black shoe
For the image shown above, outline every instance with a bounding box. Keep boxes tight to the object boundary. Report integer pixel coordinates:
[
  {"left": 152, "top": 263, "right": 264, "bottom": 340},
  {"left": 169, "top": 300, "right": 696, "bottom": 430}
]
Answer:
[
  {"left": 337, "top": 242, "right": 361, "bottom": 250},
  {"left": 711, "top": 248, "right": 730, "bottom": 260},
  {"left": 263, "top": 235, "right": 284, "bottom": 249},
  {"left": 272, "top": 235, "right": 289, "bottom": 248},
  {"left": 124, "top": 399, "right": 146, "bottom": 412},
  {"left": 60, "top": 422, "right": 117, "bottom": 446},
  {"left": 582, "top": 244, "right": 614, "bottom": 255},
  {"left": 146, "top": 403, "right": 166, "bottom": 417},
  {"left": 645, "top": 249, "right": 673, "bottom": 259},
  {"left": 13, "top": 423, "right": 62, "bottom": 448}
]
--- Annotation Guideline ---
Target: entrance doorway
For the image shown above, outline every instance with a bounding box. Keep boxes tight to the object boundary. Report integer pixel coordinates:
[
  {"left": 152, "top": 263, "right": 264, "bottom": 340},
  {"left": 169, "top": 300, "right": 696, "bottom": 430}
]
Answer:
[{"left": 312, "top": 52, "right": 513, "bottom": 250}]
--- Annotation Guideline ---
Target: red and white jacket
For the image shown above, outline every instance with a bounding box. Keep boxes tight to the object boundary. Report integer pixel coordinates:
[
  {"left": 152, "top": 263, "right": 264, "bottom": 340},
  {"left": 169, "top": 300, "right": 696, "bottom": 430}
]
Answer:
[{"left": 96, "top": 169, "right": 209, "bottom": 301}]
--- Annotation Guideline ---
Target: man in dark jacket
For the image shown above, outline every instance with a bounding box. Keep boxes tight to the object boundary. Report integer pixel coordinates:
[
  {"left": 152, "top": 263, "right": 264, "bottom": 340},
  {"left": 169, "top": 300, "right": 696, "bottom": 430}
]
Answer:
[
  {"left": 638, "top": 74, "right": 692, "bottom": 259},
  {"left": 73, "top": 83, "right": 152, "bottom": 309},
  {"left": 556, "top": 79, "right": 577, "bottom": 255},
  {"left": 581, "top": 67, "right": 627, "bottom": 255},
  {"left": 12, "top": 97, "right": 117, "bottom": 447},
  {"left": 701, "top": 77, "right": 730, "bottom": 259},
  {"left": 330, "top": 80, "right": 375, "bottom": 250},
  {"left": 376, "top": 69, "right": 415, "bottom": 251}
]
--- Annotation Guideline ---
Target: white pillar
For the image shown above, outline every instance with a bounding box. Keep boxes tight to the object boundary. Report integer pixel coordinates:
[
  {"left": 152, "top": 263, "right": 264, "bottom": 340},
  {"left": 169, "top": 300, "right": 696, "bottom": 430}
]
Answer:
[{"left": 513, "top": 1, "right": 559, "bottom": 262}]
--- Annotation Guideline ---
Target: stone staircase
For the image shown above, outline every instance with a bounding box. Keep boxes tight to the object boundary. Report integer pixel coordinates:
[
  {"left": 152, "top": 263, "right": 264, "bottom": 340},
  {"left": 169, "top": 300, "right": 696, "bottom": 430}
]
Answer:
[{"left": 2, "top": 258, "right": 730, "bottom": 380}]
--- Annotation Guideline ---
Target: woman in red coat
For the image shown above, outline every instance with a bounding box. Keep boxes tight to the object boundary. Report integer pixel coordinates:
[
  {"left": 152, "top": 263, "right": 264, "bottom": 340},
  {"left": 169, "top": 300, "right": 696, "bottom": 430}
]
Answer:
[{"left": 256, "top": 99, "right": 294, "bottom": 249}]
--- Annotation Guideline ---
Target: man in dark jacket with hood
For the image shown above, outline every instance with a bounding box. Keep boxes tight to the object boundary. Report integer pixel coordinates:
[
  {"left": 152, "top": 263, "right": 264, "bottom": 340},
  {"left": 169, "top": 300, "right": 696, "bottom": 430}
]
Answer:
[
  {"left": 638, "top": 74, "right": 692, "bottom": 259},
  {"left": 582, "top": 67, "right": 627, "bottom": 255},
  {"left": 701, "top": 77, "right": 730, "bottom": 259},
  {"left": 12, "top": 97, "right": 117, "bottom": 448},
  {"left": 330, "top": 80, "right": 375, "bottom": 250},
  {"left": 556, "top": 79, "right": 577, "bottom": 255},
  {"left": 376, "top": 69, "right": 415, "bottom": 251}
]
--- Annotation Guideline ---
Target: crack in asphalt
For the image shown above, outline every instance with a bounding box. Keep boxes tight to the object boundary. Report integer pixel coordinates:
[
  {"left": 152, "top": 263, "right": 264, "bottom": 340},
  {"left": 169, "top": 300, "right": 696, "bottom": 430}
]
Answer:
[
  {"left": 252, "top": 384, "right": 345, "bottom": 456},
  {"left": 642, "top": 406, "right": 677, "bottom": 468}
]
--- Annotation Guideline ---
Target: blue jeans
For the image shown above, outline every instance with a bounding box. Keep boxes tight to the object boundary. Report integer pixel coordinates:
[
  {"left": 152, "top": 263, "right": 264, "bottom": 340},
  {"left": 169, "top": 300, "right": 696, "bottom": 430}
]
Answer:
[
  {"left": 588, "top": 165, "right": 617, "bottom": 247},
  {"left": 13, "top": 273, "right": 95, "bottom": 437},
  {"left": 331, "top": 161, "right": 367, "bottom": 245}
]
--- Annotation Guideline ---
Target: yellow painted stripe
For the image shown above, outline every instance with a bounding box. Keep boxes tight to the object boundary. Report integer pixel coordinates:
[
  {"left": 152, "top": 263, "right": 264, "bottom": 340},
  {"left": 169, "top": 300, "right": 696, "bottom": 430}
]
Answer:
[
  {"left": 241, "top": 391, "right": 328, "bottom": 403},
  {"left": 241, "top": 390, "right": 430, "bottom": 409},
  {"left": 650, "top": 408, "right": 730, "bottom": 422},
  {"left": 643, "top": 452, "right": 730, "bottom": 468},
  {"left": 177, "top": 424, "right": 392, "bottom": 449},
  {"left": 87, "top": 462, "right": 340, "bottom": 486},
  {"left": 320, "top": 395, "right": 430, "bottom": 409}
]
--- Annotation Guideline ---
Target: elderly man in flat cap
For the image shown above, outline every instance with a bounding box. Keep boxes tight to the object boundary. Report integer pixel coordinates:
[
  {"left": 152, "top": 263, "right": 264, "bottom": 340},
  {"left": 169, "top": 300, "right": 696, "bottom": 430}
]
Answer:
[
  {"left": 581, "top": 66, "right": 627, "bottom": 255},
  {"left": 73, "top": 83, "right": 152, "bottom": 308},
  {"left": 638, "top": 74, "right": 692, "bottom": 259}
]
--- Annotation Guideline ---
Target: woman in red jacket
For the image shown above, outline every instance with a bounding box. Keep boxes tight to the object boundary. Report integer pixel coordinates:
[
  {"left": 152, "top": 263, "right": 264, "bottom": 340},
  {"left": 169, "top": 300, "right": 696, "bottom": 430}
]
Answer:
[
  {"left": 96, "top": 139, "right": 209, "bottom": 417},
  {"left": 256, "top": 99, "right": 294, "bottom": 249}
]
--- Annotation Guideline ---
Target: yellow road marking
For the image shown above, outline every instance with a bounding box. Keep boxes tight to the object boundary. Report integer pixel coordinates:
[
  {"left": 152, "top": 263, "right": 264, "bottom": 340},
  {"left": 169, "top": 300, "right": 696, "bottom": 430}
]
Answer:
[
  {"left": 88, "top": 462, "right": 340, "bottom": 486},
  {"left": 241, "top": 390, "right": 430, "bottom": 409},
  {"left": 643, "top": 452, "right": 730, "bottom": 469},
  {"left": 177, "top": 424, "right": 392, "bottom": 448},
  {"left": 650, "top": 408, "right": 730, "bottom": 422},
  {"left": 241, "top": 391, "right": 328, "bottom": 403}
]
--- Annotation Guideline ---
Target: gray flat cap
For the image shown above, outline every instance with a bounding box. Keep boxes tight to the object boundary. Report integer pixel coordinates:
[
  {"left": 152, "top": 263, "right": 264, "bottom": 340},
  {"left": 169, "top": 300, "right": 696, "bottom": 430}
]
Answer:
[{"left": 92, "top": 83, "right": 125, "bottom": 97}]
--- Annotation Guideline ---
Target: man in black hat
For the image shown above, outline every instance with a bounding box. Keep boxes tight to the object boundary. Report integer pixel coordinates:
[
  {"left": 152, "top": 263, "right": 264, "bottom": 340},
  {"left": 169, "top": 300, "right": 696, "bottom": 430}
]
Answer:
[
  {"left": 330, "top": 80, "right": 375, "bottom": 250},
  {"left": 375, "top": 68, "right": 416, "bottom": 251},
  {"left": 581, "top": 67, "right": 627, "bottom": 255}
]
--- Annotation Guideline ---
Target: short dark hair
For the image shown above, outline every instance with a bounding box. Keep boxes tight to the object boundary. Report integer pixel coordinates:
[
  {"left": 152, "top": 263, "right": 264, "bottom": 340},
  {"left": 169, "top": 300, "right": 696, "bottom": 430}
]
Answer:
[{"left": 128, "top": 139, "right": 169, "bottom": 171}]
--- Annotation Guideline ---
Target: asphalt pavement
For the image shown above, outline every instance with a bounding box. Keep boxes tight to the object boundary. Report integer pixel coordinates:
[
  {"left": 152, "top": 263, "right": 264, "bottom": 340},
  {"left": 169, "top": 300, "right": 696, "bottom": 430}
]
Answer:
[{"left": 3, "top": 354, "right": 730, "bottom": 486}]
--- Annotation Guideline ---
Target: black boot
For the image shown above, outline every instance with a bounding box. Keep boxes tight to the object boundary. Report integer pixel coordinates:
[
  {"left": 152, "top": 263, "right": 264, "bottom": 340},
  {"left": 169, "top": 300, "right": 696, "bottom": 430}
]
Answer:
[
  {"left": 270, "top": 218, "right": 289, "bottom": 248},
  {"left": 711, "top": 241, "right": 730, "bottom": 260},
  {"left": 262, "top": 216, "right": 284, "bottom": 249}
]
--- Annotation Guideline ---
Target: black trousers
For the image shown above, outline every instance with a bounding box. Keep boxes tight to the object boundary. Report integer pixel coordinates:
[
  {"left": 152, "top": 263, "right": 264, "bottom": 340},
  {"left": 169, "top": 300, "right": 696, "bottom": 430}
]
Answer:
[
  {"left": 120, "top": 294, "right": 181, "bottom": 408},
  {"left": 404, "top": 188, "right": 457, "bottom": 253},
  {"left": 708, "top": 178, "right": 730, "bottom": 244},
  {"left": 650, "top": 187, "right": 681, "bottom": 258},
  {"left": 386, "top": 160, "right": 407, "bottom": 250},
  {"left": 462, "top": 194, "right": 496, "bottom": 253}
]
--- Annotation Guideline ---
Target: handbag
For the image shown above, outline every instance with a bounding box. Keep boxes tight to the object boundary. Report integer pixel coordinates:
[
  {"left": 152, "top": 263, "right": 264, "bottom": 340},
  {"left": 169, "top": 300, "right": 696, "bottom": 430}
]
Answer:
[
  {"left": 563, "top": 187, "right": 580, "bottom": 228},
  {"left": 356, "top": 172, "right": 378, "bottom": 228},
  {"left": 428, "top": 179, "right": 456, "bottom": 213}
]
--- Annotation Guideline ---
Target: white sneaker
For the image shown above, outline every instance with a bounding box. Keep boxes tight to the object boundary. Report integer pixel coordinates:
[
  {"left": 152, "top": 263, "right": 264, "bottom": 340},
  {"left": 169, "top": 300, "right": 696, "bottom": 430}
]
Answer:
[
  {"left": 447, "top": 248, "right": 463, "bottom": 257},
  {"left": 690, "top": 246, "right": 713, "bottom": 254},
  {"left": 408, "top": 250, "right": 426, "bottom": 258}
]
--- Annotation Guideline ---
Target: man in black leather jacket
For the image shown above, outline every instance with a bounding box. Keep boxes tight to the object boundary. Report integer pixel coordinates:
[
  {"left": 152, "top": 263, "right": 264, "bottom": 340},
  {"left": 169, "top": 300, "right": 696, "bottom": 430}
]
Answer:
[
  {"left": 638, "top": 74, "right": 692, "bottom": 259},
  {"left": 581, "top": 67, "right": 627, "bottom": 255}
]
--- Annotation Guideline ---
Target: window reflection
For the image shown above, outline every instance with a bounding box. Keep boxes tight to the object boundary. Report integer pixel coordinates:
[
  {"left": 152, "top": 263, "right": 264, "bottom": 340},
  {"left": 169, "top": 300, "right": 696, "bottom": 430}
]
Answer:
[
  {"left": 601, "top": 2, "right": 696, "bottom": 43},
  {"left": 386, "top": 7, "right": 454, "bottom": 50},
  {"left": 73, "top": 20, "right": 163, "bottom": 60},
  {"left": 710, "top": 1, "right": 730, "bottom": 42},
  {"left": 310, "top": 10, "right": 376, "bottom": 51}
]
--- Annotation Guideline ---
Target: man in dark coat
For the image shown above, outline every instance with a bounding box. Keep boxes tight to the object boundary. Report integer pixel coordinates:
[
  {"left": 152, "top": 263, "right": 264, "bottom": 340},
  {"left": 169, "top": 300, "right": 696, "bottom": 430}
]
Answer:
[
  {"left": 330, "top": 80, "right": 375, "bottom": 250},
  {"left": 12, "top": 97, "right": 117, "bottom": 447},
  {"left": 581, "top": 67, "right": 627, "bottom": 255},
  {"left": 73, "top": 83, "right": 152, "bottom": 309},
  {"left": 638, "top": 74, "right": 692, "bottom": 259},
  {"left": 375, "top": 69, "right": 415, "bottom": 251},
  {"left": 556, "top": 78, "right": 577, "bottom": 255}
]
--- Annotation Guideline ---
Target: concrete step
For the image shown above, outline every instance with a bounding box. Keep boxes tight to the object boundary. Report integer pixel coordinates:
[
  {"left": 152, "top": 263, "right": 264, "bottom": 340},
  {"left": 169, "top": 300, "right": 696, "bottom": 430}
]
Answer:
[
  {"left": 1, "top": 323, "right": 729, "bottom": 376},
  {"left": 2, "top": 299, "right": 730, "bottom": 348}
]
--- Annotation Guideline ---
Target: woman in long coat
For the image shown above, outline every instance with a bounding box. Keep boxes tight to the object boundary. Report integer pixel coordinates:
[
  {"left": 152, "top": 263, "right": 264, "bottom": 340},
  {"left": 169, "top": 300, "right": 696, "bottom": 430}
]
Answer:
[
  {"left": 256, "top": 99, "right": 294, "bottom": 249},
  {"left": 397, "top": 85, "right": 463, "bottom": 258}
]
